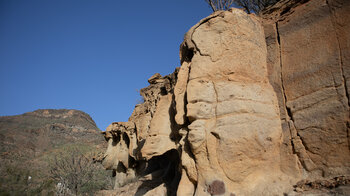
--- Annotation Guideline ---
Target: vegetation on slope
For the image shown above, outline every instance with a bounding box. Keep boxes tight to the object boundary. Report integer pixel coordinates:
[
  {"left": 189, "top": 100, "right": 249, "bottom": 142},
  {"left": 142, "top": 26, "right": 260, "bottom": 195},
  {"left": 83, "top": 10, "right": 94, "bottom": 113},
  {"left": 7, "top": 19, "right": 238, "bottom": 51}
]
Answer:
[{"left": 0, "top": 109, "right": 113, "bottom": 196}]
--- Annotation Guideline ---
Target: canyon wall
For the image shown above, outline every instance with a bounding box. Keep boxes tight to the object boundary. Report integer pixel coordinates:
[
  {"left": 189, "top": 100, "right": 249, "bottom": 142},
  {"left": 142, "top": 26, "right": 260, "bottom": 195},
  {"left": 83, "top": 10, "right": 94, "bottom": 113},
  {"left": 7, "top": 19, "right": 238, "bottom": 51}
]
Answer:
[{"left": 100, "top": 0, "right": 350, "bottom": 195}]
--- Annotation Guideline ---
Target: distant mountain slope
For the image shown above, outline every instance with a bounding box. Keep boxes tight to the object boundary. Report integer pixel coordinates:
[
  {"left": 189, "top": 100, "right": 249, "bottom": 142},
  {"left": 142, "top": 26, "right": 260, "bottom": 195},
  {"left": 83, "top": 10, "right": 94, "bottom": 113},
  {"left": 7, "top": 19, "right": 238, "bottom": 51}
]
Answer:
[
  {"left": 0, "top": 109, "right": 103, "bottom": 155},
  {"left": 0, "top": 109, "right": 112, "bottom": 195}
]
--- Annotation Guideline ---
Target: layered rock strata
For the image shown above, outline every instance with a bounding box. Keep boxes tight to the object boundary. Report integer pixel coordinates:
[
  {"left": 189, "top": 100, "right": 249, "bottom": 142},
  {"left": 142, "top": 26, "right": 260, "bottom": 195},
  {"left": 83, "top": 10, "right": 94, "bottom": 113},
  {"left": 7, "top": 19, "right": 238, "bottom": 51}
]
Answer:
[{"left": 101, "top": 0, "right": 350, "bottom": 195}]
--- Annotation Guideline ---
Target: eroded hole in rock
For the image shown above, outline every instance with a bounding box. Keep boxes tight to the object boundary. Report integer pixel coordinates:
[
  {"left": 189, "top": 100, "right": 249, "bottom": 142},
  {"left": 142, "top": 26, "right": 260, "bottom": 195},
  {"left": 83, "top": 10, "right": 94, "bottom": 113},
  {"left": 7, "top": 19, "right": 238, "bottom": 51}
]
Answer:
[
  {"left": 129, "top": 156, "right": 136, "bottom": 168},
  {"left": 122, "top": 132, "right": 130, "bottom": 148},
  {"left": 180, "top": 43, "right": 194, "bottom": 64},
  {"left": 137, "top": 149, "right": 181, "bottom": 196},
  {"left": 116, "top": 162, "right": 127, "bottom": 173},
  {"left": 160, "top": 87, "right": 168, "bottom": 95},
  {"left": 112, "top": 134, "right": 120, "bottom": 146}
]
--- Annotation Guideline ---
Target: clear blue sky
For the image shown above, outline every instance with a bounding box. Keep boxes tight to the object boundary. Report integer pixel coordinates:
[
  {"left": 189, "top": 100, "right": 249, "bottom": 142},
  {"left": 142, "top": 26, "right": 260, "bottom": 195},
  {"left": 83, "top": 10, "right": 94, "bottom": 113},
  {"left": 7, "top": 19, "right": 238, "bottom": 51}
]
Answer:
[{"left": 0, "top": 0, "right": 212, "bottom": 130}]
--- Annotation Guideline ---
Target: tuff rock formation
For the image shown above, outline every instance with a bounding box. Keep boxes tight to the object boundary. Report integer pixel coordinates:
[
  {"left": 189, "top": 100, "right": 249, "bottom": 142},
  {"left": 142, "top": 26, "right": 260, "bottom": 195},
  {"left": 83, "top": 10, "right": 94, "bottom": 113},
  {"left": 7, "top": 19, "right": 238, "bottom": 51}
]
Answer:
[{"left": 100, "top": 0, "right": 350, "bottom": 195}]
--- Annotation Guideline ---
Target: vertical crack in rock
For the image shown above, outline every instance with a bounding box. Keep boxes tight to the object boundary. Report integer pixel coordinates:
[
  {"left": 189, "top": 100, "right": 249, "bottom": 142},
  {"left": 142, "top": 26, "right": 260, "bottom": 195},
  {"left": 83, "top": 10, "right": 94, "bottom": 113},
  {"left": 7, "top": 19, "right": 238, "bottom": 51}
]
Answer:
[
  {"left": 211, "top": 81, "right": 220, "bottom": 153},
  {"left": 275, "top": 22, "right": 314, "bottom": 171},
  {"left": 275, "top": 21, "right": 292, "bottom": 127},
  {"left": 176, "top": 45, "right": 192, "bottom": 125},
  {"left": 184, "top": 65, "right": 191, "bottom": 123},
  {"left": 176, "top": 40, "right": 202, "bottom": 195},
  {"left": 275, "top": 22, "right": 291, "bottom": 122}
]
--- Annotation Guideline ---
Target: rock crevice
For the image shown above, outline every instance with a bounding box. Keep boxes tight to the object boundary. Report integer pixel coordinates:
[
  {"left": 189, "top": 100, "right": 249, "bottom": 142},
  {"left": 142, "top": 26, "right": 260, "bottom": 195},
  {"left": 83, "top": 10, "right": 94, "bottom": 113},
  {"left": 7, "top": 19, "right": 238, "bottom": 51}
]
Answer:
[{"left": 275, "top": 20, "right": 313, "bottom": 174}]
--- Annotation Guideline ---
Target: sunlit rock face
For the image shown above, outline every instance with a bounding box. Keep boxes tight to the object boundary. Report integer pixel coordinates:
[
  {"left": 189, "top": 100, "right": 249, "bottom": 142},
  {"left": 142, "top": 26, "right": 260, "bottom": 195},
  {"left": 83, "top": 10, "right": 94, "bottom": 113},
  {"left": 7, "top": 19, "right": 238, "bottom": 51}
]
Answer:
[
  {"left": 102, "top": 122, "right": 138, "bottom": 188},
  {"left": 100, "top": 1, "right": 350, "bottom": 195},
  {"left": 176, "top": 9, "right": 292, "bottom": 196},
  {"left": 262, "top": 0, "right": 350, "bottom": 181},
  {"left": 101, "top": 71, "right": 182, "bottom": 196}
]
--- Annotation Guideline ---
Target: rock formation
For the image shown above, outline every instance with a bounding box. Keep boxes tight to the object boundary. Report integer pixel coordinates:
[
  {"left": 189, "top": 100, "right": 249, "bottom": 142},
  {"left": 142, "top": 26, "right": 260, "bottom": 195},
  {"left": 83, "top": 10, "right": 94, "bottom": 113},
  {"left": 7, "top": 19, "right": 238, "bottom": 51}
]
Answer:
[
  {"left": 101, "top": 0, "right": 350, "bottom": 195},
  {"left": 262, "top": 0, "right": 350, "bottom": 180}
]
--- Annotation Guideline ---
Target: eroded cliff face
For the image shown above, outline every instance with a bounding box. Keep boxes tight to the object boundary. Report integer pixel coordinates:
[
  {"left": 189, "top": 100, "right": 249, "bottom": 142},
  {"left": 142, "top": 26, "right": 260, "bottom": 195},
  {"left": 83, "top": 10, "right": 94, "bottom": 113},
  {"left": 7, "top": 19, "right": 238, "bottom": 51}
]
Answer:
[
  {"left": 262, "top": 0, "right": 350, "bottom": 180},
  {"left": 176, "top": 9, "right": 292, "bottom": 196},
  {"left": 100, "top": 0, "right": 350, "bottom": 195},
  {"left": 101, "top": 71, "right": 182, "bottom": 196}
]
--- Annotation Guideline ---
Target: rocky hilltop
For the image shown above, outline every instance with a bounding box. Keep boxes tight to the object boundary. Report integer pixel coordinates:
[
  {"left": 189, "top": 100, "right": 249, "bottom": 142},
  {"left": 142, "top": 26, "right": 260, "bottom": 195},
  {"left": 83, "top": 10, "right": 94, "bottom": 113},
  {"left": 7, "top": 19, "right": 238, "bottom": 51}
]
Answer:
[
  {"left": 0, "top": 109, "right": 103, "bottom": 155},
  {"left": 100, "top": 0, "right": 350, "bottom": 195}
]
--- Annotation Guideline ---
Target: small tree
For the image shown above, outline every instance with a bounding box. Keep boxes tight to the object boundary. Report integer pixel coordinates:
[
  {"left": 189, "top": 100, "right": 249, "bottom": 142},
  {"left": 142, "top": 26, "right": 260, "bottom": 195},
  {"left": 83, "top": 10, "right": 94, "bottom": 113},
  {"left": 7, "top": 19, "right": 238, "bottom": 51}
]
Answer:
[
  {"left": 233, "top": 0, "right": 278, "bottom": 14},
  {"left": 48, "top": 147, "right": 98, "bottom": 195},
  {"left": 205, "top": 0, "right": 236, "bottom": 12},
  {"left": 205, "top": 0, "right": 279, "bottom": 14}
]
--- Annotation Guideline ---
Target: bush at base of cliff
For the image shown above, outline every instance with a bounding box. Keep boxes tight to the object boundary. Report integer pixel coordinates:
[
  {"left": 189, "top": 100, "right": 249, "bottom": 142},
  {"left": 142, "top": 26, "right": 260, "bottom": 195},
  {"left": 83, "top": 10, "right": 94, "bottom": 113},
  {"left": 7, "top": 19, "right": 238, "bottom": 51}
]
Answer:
[
  {"left": 47, "top": 144, "right": 113, "bottom": 196},
  {"left": 0, "top": 143, "right": 113, "bottom": 196}
]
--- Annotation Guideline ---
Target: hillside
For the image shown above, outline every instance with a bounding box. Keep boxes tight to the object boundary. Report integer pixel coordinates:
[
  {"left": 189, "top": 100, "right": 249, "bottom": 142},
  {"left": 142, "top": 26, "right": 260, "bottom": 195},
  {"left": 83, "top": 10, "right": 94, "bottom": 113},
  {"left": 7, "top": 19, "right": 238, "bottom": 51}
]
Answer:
[{"left": 0, "top": 109, "right": 112, "bottom": 195}]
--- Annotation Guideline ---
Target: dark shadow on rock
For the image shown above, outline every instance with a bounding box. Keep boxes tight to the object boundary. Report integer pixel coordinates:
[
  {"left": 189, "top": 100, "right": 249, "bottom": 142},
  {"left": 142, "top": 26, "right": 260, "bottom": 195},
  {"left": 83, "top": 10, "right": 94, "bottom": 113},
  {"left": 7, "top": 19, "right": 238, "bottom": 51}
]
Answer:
[{"left": 134, "top": 149, "right": 181, "bottom": 196}]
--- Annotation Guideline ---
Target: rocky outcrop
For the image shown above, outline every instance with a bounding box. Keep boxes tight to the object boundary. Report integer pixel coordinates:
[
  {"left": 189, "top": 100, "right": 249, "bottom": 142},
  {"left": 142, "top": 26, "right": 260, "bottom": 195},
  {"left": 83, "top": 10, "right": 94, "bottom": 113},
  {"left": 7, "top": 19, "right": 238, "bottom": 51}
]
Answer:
[
  {"left": 262, "top": 0, "right": 350, "bottom": 180},
  {"left": 101, "top": 72, "right": 182, "bottom": 195},
  {"left": 101, "top": 0, "right": 350, "bottom": 195},
  {"left": 177, "top": 9, "right": 292, "bottom": 195}
]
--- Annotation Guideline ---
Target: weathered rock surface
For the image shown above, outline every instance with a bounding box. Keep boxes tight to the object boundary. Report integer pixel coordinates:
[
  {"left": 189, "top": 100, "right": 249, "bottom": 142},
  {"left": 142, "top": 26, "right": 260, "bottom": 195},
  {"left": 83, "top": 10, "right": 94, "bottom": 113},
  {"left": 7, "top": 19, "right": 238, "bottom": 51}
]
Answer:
[
  {"left": 101, "top": 72, "right": 181, "bottom": 195},
  {"left": 262, "top": 0, "right": 350, "bottom": 180},
  {"left": 178, "top": 9, "right": 292, "bottom": 196},
  {"left": 101, "top": 0, "right": 350, "bottom": 195}
]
